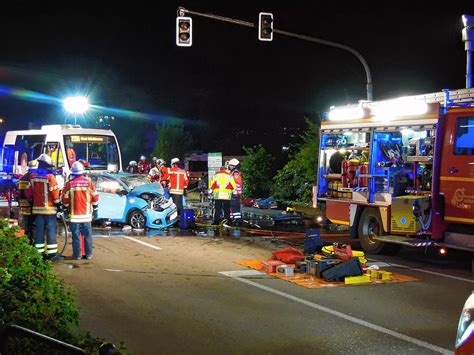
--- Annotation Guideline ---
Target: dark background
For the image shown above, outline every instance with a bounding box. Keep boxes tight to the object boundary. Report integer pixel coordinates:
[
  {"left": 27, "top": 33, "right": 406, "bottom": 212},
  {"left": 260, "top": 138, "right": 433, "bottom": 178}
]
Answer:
[{"left": 0, "top": 1, "right": 471, "bottom": 163}]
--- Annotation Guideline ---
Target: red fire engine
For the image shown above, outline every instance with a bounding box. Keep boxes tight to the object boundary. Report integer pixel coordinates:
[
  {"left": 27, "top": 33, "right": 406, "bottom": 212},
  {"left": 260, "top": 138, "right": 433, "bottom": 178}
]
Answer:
[{"left": 316, "top": 88, "right": 474, "bottom": 253}]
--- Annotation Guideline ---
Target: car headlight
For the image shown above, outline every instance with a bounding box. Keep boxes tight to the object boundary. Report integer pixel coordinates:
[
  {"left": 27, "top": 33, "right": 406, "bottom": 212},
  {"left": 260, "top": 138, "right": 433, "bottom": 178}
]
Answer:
[{"left": 456, "top": 293, "right": 474, "bottom": 348}]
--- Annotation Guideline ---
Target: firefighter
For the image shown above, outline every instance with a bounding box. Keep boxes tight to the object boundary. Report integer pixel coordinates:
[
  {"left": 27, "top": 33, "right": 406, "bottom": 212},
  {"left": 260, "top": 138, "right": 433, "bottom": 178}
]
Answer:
[
  {"left": 157, "top": 159, "right": 169, "bottom": 188},
  {"left": 18, "top": 159, "right": 38, "bottom": 243},
  {"left": 126, "top": 160, "right": 139, "bottom": 174},
  {"left": 228, "top": 158, "right": 243, "bottom": 226},
  {"left": 168, "top": 158, "right": 189, "bottom": 216},
  {"left": 62, "top": 161, "right": 99, "bottom": 260},
  {"left": 25, "top": 154, "right": 61, "bottom": 260},
  {"left": 209, "top": 166, "right": 236, "bottom": 225},
  {"left": 137, "top": 155, "right": 150, "bottom": 174}
]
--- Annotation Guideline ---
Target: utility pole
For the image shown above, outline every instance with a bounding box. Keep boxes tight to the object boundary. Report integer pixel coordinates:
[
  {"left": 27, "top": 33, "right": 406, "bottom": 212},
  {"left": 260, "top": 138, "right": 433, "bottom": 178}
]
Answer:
[{"left": 177, "top": 7, "right": 373, "bottom": 101}]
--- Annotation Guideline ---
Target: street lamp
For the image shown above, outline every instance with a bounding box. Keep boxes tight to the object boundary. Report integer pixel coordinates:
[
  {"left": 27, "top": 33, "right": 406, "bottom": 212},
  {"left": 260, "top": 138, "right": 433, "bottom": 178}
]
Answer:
[{"left": 63, "top": 96, "right": 90, "bottom": 124}]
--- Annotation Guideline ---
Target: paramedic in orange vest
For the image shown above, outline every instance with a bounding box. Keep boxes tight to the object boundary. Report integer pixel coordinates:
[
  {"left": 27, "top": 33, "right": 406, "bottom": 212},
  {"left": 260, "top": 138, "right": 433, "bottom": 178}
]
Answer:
[
  {"left": 61, "top": 161, "right": 99, "bottom": 260},
  {"left": 228, "top": 158, "right": 243, "bottom": 226},
  {"left": 25, "top": 154, "right": 61, "bottom": 260},
  {"left": 209, "top": 166, "right": 236, "bottom": 225},
  {"left": 168, "top": 158, "right": 189, "bottom": 216}
]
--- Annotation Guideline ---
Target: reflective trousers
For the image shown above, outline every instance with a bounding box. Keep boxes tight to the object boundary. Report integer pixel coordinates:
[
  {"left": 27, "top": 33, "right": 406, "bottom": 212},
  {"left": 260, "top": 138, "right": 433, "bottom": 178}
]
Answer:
[{"left": 34, "top": 215, "right": 57, "bottom": 256}]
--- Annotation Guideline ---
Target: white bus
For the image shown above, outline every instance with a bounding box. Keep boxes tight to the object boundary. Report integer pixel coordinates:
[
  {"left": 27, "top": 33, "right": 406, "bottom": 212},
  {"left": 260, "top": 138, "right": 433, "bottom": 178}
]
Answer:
[{"left": 2, "top": 124, "right": 122, "bottom": 187}]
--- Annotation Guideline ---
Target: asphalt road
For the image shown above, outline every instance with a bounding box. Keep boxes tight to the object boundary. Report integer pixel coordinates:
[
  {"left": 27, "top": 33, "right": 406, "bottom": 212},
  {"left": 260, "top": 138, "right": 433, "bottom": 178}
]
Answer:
[{"left": 53, "top": 228, "right": 473, "bottom": 355}]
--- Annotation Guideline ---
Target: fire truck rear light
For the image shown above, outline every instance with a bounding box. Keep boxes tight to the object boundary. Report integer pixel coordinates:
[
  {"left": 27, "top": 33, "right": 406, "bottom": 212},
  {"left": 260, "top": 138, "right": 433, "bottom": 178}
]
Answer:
[{"left": 439, "top": 247, "right": 447, "bottom": 256}]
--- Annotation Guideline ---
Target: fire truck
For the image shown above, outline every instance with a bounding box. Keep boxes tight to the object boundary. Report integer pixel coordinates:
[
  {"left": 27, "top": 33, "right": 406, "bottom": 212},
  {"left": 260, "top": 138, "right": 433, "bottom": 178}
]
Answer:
[{"left": 316, "top": 88, "right": 474, "bottom": 253}]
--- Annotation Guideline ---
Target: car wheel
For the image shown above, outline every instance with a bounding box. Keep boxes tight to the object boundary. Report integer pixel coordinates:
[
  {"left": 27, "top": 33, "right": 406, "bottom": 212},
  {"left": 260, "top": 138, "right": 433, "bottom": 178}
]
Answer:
[
  {"left": 128, "top": 210, "right": 146, "bottom": 229},
  {"left": 358, "top": 207, "right": 400, "bottom": 255}
]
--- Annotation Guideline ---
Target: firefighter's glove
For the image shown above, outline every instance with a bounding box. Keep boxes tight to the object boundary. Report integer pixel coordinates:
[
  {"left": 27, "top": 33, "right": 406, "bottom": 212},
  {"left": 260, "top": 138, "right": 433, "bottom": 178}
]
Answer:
[
  {"left": 92, "top": 206, "right": 99, "bottom": 220},
  {"left": 55, "top": 203, "right": 63, "bottom": 213}
]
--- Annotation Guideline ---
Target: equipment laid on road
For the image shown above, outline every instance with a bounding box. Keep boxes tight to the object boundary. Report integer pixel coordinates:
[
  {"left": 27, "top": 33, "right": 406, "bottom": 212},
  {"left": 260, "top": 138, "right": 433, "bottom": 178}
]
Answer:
[{"left": 315, "top": 15, "right": 474, "bottom": 254}]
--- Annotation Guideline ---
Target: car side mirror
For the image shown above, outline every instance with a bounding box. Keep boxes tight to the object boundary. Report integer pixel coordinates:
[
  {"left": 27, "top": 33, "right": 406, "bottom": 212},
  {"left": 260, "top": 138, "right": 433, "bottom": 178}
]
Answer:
[{"left": 118, "top": 189, "right": 128, "bottom": 196}]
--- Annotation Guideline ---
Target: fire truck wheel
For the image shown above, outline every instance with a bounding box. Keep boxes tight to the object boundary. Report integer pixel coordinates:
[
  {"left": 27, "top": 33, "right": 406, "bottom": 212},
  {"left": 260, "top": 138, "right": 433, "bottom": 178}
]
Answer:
[
  {"left": 358, "top": 207, "right": 400, "bottom": 255},
  {"left": 128, "top": 209, "right": 146, "bottom": 229}
]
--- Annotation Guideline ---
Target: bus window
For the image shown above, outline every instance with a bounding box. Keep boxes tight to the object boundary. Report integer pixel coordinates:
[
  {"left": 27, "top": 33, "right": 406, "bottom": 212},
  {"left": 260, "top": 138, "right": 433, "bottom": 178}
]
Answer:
[
  {"left": 2, "top": 135, "right": 46, "bottom": 174},
  {"left": 46, "top": 142, "right": 65, "bottom": 169}
]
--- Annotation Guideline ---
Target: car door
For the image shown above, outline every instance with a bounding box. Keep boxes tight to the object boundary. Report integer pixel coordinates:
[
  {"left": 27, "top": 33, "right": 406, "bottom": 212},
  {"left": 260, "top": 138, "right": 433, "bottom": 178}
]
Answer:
[
  {"left": 440, "top": 109, "right": 474, "bottom": 225},
  {"left": 93, "top": 176, "right": 127, "bottom": 221}
]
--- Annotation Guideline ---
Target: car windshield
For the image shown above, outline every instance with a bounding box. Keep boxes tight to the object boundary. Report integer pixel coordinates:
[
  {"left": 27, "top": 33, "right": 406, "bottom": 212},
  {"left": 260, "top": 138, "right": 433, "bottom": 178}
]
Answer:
[
  {"left": 119, "top": 174, "right": 160, "bottom": 190},
  {"left": 64, "top": 135, "right": 120, "bottom": 171}
]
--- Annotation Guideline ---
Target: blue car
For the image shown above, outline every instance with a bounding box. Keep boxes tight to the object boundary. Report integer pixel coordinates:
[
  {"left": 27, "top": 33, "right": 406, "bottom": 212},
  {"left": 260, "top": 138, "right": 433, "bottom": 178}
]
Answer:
[{"left": 89, "top": 172, "right": 178, "bottom": 229}]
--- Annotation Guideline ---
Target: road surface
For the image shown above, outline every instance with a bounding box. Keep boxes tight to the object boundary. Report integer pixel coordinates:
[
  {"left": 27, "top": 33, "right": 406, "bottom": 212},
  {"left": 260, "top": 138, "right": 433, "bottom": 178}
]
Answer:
[{"left": 53, "top": 228, "right": 472, "bottom": 354}]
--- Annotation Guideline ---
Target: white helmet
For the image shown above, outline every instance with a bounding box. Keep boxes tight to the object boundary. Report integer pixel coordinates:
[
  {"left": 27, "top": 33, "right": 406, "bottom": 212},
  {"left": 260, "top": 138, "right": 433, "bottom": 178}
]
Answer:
[
  {"left": 171, "top": 158, "right": 180, "bottom": 165},
  {"left": 152, "top": 157, "right": 158, "bottom": 162},
  {"left": 140, "top": 155, "right": 146, "bottom": 161},
  {"left": 37, "top": 153, "right": 53, "bottom": 166},
  {"left": 129, "top": 160, "right": 137, "bottom": 166},
  {"left": 157, "top": 159, "right": 165, "bottom": 165},
  {"left": 71, "top": 161, "right": 85, "bottom": 175},
  {"left": 229, "top": 158, "right": 240, "bottom": 166}
]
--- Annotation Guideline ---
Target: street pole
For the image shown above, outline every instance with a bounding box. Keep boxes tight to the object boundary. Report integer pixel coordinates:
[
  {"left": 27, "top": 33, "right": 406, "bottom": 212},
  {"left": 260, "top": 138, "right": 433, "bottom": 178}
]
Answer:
[{"left": 178, "top": 7, "right": 373, "bottom": 101}]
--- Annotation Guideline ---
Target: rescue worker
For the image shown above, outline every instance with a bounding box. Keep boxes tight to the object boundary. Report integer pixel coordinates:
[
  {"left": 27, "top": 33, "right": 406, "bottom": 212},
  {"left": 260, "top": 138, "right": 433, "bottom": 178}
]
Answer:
[
  {"left": 48, "top": 143, "right": 64, "bottom": 168},
  {"left": 137, "top": 155, "right": 150, "bottom": 174},
  {"left": 18, "top": 159, "right": 38, "bottom": 243},
  {"left": 209, "top": 166, "right": 236, "bottom": 225},
  {"left": 126, "top": 160, "right": 139, "bottom": 174},
  {"left": 148, "top": 159, "right": 169, "bottom": 184},
  {"left": 61, "top": 161, "right": 99, "bottom": 260},
  {"left": 168, "top": 158, "right": 189, "bottom": 216},
  {"left": 66, "top": 141, "right": 77, "bottom": 166},
  {"left": 25, "top": 154, "right": 61, "bottom": 260},
  {"left": 151, "top": 157, "right": 159, "bottom": 168},
  {"left": 228, "top": 158, "right": 243, "bottom": 226}
]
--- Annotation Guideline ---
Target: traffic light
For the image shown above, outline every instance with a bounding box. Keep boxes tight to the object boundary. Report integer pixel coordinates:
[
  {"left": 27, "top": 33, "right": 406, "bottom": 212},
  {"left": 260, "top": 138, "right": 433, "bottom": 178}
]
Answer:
[
  {"left": 176, "top": 16, "right": 192, "bottom": 47},
  {"left": 258, "top": 12, "right": 273, "bottom": 41}
]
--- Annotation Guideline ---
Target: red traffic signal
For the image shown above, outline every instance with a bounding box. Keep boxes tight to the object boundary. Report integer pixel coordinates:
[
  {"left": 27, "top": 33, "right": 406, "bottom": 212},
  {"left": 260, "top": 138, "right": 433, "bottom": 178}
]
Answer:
[{"left": 258, "top": 12, "right": 273, "bottom": 41}]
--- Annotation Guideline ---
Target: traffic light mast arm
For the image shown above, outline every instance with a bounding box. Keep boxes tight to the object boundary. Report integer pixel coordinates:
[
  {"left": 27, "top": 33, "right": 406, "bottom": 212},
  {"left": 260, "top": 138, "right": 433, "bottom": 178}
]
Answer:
[{"left": 178, "top": 7, "right": 373, "bottom": 101}]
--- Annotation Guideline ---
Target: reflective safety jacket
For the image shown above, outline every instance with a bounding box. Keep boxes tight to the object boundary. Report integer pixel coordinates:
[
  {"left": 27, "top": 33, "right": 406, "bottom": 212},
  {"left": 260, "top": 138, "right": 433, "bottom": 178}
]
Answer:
[
  {"left": 138, "top": 161, "right": 150, "bottom": 174},
  {"left": 209, "top": 169, "right": 236, "bottom": 200},
  {"left": 231, "top": 168, "right": 242, "bottom": 197},
  {"left": 62, "top": 175, "right": 99, "bottom": 223},
  {"left": 19, "top": 169, "right": 36, "bottom": 215},
  {"left": 168, "top": 166, "right": 189, "bottom": 195},
  {"left": 25, "top": 168, "right": 60, "bottom": 215}
]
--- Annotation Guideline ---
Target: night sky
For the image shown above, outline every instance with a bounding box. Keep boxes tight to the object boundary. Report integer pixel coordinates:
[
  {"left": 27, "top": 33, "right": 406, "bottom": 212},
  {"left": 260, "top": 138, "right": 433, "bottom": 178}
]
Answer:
[{"left": 0, "top": 1, "right": 472, "bottom": 162}]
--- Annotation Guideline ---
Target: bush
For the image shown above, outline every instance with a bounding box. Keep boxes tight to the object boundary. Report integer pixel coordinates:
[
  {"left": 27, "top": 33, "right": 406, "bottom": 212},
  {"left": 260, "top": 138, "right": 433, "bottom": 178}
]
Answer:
[
  {"left": 0, "top": 220, "right": 126, "bottom": 353},
  {"left": 241, "top": 145, "right": 274, "bottom": 198}
]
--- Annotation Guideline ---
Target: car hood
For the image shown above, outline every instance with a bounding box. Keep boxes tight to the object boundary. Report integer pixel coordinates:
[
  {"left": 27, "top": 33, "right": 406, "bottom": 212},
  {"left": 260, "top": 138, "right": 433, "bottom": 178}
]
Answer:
[{"left": 128, "top": 183, "right": 164, "bottom": 196}]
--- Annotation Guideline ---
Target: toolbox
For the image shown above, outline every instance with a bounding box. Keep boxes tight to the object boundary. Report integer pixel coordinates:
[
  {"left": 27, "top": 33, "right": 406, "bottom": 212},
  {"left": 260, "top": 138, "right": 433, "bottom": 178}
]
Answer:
[
  {"left": 276, "top": 265, "right": 294, "bottom": 277},
  {"left": 314, "top": 258, "right": 342, "bottom": 278},
  {"left": 294, "top": 261, "right": 308, "bottom": 273},
  {"left": 322, "top": 258, "right": 363, "bottom": 282},
  {"left": 261, "top": 260, "right": 286, "bottom": 273}
]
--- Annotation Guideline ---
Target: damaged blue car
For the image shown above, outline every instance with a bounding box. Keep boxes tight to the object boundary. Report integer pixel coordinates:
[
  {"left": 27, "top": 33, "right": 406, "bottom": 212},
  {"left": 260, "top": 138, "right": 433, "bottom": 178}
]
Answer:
[{"left": 89, "top": 172, "right": 177, "bottom": 229}]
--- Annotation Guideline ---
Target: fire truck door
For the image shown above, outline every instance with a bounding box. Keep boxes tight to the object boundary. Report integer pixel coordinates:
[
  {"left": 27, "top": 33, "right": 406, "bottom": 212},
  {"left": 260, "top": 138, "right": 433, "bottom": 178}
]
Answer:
[{"left": 440, "top": 112, "right": 474, "bottom": 224}]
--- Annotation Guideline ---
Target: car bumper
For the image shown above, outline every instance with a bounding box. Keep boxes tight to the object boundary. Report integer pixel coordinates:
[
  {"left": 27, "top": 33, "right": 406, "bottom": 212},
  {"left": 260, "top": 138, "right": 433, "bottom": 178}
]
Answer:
[{"left": 144, "top": 206, "right": 178, "bottom": 229}]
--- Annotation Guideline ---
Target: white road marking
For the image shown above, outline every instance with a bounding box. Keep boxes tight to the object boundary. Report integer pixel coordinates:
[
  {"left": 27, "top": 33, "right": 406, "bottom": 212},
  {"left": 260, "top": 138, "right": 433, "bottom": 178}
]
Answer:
[
  {"left": 104, "top": 269, "right": 124, "bottom": 272},
  {"left": 369, "top": 258, "right": 474, "bottom": 283},
  {"left": 219, "top": 270, "right": 453, "bottom": 355},
  {"left": 124, "top": 236, "right": 162, "bottom": 250}
]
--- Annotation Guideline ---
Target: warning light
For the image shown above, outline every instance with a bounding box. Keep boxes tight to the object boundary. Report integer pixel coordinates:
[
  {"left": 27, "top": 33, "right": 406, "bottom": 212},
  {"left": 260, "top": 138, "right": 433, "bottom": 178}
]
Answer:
[{"left": 439, "top": 247, "right": 448, "bottom": 256}]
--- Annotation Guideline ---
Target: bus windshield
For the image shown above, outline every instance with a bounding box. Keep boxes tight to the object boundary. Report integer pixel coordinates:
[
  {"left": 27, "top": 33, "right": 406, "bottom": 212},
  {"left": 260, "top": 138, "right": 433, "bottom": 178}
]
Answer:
[{"left": 64, "top": 135, "right": 119, "bottom": 171}]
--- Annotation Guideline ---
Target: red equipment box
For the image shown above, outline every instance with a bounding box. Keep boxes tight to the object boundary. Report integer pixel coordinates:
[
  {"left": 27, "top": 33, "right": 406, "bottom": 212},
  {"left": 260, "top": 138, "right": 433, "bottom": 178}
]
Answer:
[{"left": 261, "top": 260, "right": 286, "bottom": 273}]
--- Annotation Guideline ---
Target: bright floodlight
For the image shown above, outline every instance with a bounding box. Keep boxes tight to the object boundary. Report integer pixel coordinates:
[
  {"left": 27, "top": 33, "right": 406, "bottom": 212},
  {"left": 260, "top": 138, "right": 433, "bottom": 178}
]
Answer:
[{"left": 63, "top": 96, "right": 90, "bottom": 114}]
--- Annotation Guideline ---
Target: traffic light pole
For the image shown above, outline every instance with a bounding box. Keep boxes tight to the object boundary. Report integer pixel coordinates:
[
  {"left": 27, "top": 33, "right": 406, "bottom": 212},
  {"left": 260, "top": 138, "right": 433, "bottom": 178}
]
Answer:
[{"left": 178, "top": 7, "right": 373, "bottom": 101}]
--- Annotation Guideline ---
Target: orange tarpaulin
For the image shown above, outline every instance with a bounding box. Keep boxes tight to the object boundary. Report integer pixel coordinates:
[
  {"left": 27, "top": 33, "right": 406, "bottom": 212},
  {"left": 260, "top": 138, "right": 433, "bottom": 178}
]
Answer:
[{"left": 235, "top": 260, "right": 418, "bottom": 289}]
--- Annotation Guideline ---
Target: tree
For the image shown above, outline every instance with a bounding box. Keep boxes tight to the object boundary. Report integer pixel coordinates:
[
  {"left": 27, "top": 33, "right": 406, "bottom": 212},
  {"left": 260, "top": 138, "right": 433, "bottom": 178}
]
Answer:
[
  {"left": 152, "top": 124, "right": 194, "bottom": 162},
  {"left": 273, "top": 117, "right": 320, "bottom": 203},
  {"left": 241, "top": 145, "right": 274, "bottom": 198}
]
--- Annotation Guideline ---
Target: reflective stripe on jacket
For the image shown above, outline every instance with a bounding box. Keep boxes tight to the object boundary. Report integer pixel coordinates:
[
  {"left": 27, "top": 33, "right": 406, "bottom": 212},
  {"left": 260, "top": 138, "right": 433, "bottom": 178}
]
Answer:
[
  {"left": 62, "top": 175, "right": 99, "bottom": 223},
  {"left": 209, "top": 170, "right": 236, "bottom": 200},
  {"left": 168, "top": 167, "right": 189, "bottom": 195},
  {"left": 19, "top": 170, "right": 35, "bottom": 215},
  {"left": 231, "top": 169, "right": 242, "bottom": 196},
  {"left": 25, "top": 168, "right": 60, "bottom": 215}
]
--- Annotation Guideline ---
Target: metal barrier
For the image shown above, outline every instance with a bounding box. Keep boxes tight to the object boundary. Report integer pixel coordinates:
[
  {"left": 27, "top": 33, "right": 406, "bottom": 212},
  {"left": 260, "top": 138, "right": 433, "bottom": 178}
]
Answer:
[{"left": 0, "top": 321, "right": 118, "bottom": 354}]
